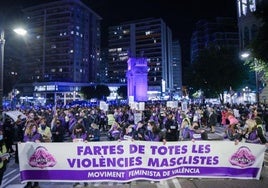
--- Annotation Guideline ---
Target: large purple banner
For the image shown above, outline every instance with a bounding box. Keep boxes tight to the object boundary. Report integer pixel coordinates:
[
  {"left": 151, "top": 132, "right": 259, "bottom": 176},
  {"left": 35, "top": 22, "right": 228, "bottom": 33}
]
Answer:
[{"left": 18, "top": 141, "right": 266, "bottom": 182}]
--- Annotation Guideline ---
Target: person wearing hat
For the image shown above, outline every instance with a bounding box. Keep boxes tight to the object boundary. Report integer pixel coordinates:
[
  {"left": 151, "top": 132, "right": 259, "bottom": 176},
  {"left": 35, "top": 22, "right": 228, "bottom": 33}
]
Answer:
[{"left": 0, "top": 127, "right": 9, "bottom": 187}]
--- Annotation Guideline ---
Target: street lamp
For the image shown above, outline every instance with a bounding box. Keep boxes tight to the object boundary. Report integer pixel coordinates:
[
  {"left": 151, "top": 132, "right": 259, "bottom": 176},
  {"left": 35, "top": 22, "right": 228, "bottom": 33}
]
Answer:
[
  {"left": 0, "top": 27, "right": 27, "bottom": 111},
  {"left": 240, "top": 51, "right": 259, "bottom": 104}
]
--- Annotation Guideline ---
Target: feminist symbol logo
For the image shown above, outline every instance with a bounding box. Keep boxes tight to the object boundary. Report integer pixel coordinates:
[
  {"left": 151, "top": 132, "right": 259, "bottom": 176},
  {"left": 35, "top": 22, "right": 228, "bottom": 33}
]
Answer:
[
  {"left": 229, "top": 146, "right": 256, "bottom": 168},
  {"left": 28, "top": 146, "right": 57, "bottom": 169}
]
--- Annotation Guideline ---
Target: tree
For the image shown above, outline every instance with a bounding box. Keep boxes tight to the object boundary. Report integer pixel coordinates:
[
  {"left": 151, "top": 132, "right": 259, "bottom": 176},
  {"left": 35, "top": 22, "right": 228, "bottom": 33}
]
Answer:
[
  {"left": 191, "top": 45, "right": 247, "bottom": 103},
  {"left": 247, "top": 1, "right": 268, "bottom": 81},
  {"left": 81, "top": 85, "right": 110, "bottom": 100},
  {"left": 117, "top": 85, "right": 127, "bottom": 99},
  {"left": 95, "top": 85, "right": 110, "bottom": 100},
  {"left": 250, "top": 1, "right": 268, "bottom": 62},
  {"left": 80, "top": 86, "right": 96, "bottom": 100}
]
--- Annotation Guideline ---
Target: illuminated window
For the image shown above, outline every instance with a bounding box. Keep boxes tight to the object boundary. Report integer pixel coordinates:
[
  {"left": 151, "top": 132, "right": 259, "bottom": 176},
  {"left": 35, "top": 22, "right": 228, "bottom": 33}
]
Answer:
[
  {"left": 238, "top": 0, "right": 242, "bottom": 17},
  {"left": 145, "top": 31, "right": 151, "bottom": 35},
  {"left": 123, "top": 30, "right": 129, "bottom": 34},
  {"left": 242, "top": 2, "right": 247, "bottom": 15},
  {"left": 249, "top": 0, "right": 256, "bottom": 12}
]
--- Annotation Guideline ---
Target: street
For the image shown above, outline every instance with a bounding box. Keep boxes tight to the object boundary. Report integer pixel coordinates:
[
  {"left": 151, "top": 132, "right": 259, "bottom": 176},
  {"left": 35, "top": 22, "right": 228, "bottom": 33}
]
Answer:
[
  {"left": 2, "top": 156, "right": 268, "bottom": 188},
  {"left": 2, "top": 125, "right": 268, "bottom": 188}
]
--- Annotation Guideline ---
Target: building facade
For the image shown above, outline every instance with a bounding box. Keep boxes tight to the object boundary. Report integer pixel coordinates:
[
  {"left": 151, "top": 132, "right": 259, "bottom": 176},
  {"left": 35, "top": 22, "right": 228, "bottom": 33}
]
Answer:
[
  {"left": 190, "top": 17, "right": 239, "bottom": 63},
  {"left": 237, "top": 0, "right": 263, "bottom": 50},
  {"left": 108, "top": 18, "right": 174, "bottom": 93},
  {"left": 172, "top": 40, "right": 182, "bottom": 93},
  {"left": 11, "top": 0, "right": 102, "bottom": 105},
  {"left": 237, "top": 0, "right": 266, "bottom": 103},
  {"left": 22, "top": 0, "right": 101, "bottom": 83}
]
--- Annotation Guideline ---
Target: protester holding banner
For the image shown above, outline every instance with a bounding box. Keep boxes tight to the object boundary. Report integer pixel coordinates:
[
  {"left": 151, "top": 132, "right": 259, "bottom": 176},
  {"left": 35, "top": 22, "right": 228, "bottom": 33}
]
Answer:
[
  {"left": 144, "top": 121, "right": 161, "bottom": 141},
  {"left": 0, "top": 127, "right": 9, "bottom": 187},
  {"left": 23, "top": 120, "right": 43, "bottom": 188},
  {"left": 71, "top": 122, "right": 88, "bottom": 188},
  {"left": 71, "top": 123, "right": 87, "bottom": 142}
]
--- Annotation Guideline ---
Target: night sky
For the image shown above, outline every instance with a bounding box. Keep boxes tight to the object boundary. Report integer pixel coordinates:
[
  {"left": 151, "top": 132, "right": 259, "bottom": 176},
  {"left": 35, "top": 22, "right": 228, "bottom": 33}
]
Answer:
[{"left": 1, "top": 0, "right": 237, "bottom": 63}]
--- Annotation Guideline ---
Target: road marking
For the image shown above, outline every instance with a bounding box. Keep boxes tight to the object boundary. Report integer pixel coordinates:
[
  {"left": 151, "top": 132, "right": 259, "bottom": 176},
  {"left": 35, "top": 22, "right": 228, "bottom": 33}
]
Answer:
[
  {"left": 2, "top": 173, "right": 21, "bottom": 188},
  {"left": 3, "top": 169, "right": 18, "bottom": 177},
  {"left": 156, "top": 180, "right": 168, "bottom": 188},
  {"left": 172, "top": 178, "right": 182, "bottom": 188}
]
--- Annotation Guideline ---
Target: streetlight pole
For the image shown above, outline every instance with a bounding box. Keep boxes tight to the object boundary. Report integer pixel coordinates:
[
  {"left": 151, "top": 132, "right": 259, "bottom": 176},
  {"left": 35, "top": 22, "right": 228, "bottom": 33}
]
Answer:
[
  {"left": 0, "top": 28, "right": 27, "bottom": 111},
  {"left": 240, "top": 51, "right": 259, "bottom": 104},
  {"left": 254, "top": 59, "right": 260, "bottom": 105},
  {"left": 0, "top": 30, "right": 5, "bottom": 111}
]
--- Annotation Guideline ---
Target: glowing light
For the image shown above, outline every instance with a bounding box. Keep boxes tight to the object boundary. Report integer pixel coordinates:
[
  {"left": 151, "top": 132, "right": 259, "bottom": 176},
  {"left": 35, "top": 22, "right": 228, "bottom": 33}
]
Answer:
[{"left": 13, "top": 28, "right": 27, "bottom": 36}]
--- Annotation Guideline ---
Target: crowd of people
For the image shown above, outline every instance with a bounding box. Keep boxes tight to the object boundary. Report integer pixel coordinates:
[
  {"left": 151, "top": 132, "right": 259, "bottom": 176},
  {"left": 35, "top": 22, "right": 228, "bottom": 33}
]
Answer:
[{"left": 0, "top": 101, "right": 268, "bottom": 187}]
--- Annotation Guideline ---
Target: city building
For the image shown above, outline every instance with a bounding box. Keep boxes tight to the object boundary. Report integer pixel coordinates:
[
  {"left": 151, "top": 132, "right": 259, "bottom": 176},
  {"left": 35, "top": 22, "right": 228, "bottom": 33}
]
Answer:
[
  {"left": 190, "top": 17, "right": 239, "bottom": 63},
  {"left": 237, "top": 0, "right": 262, "bottom": 50},
  {"left": 237, "top": 0, "right": 266, "bottom": 103},
  {"left": 107, "top": 18, "right": 175, "bottom": 96},
  {"left": 22, "top": 0, "right": 101, "bottom": 83},
  {"left": 14, "top": 0, "right": 102, "bottom": 104},
  {"left": 172, "top": 40, "right": 182, "bottom": 97}
]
